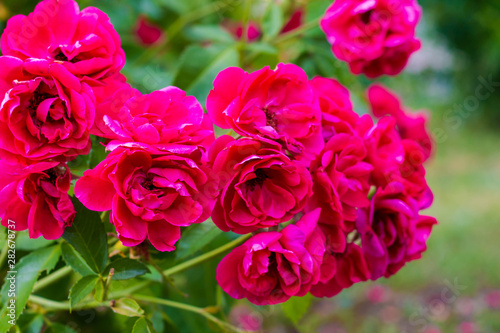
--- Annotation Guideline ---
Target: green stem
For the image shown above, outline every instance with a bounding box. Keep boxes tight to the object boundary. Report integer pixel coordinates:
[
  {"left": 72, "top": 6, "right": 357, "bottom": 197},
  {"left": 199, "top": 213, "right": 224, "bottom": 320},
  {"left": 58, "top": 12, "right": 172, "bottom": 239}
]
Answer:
[
  {"left": 33, "top": 266, "right": 73, "bottom": 292},
  {"left": 163, "top": 234, "right": 251, "bottom": 276},
  {"left": 134, "top": 295, "right": 248, "bottom": 333},
  {"left": 27, "top": 235, "right": 250, "bottom": 313},
  {"left": 29, "top": 295, "right": 106, "bottom": 311}
]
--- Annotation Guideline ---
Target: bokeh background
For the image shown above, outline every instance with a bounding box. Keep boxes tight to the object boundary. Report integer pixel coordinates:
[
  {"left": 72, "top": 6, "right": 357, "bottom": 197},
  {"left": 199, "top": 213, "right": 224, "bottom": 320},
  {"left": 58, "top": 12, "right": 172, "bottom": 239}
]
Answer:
[{"left": 1, "top": 0, "right": 499, "bottom": 332}]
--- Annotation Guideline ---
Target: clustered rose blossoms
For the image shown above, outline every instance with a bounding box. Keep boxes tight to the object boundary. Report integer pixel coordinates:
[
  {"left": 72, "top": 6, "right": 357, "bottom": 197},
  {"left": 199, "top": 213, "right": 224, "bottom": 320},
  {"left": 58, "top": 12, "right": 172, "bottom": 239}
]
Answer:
[
  {"left": 0, "top": 0, "right": 436, "bottom": 307},
  {"left": 209, "top": 64, "right": 436, "bottom": 304},
  {"left": 320, "top": 0, "right": 422, "bottom": 78}
]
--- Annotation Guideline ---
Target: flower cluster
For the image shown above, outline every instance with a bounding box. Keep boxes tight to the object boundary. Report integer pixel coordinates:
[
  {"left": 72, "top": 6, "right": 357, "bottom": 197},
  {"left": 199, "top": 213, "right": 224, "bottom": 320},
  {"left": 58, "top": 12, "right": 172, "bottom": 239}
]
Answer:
[
  {"left": 320, "top": 0, "right": 422, "bottom": 78},
  {"left": 208, "top": 64, "right": 436, "bottom": 305},
  {"left": 0, "top": 0, "right": 436, "bottom": 307},
  {"left": 0, "top": 0, "right": 217, "bottom": 249},
  {"left": 0, "top": 0, "right": 126, "bottom": 238}
]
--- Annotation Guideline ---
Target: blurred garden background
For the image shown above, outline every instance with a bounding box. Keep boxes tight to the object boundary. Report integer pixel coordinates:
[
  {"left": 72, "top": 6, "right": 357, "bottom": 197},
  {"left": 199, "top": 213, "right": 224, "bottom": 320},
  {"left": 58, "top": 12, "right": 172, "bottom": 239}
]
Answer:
[{"left": 1, "top": 0, "right": 499, "bottom": 332}]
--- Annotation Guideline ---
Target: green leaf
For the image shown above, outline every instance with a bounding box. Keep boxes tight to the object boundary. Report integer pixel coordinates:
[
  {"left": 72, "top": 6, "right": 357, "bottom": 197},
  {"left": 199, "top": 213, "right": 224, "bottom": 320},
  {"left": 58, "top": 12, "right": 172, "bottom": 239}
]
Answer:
[
  {"left": 62, "top": 197, "right": 108, "bottom": 274},
  {"left": 89, "top": 137, "right": 107, "bottom": 169},
  {"left": 47, "top": 323, "right": 77, "bottom": 333},
  {"left": 14, "top": 231, "right": 54, "bottom": 251},
  {"left": 16, "top": 314, "right": 44, "bottom": 333},
  {"left": 132, "top": 317, "right": 157, "bottom": 333},
  {"left": 262, "top": 4, "right": 284, "bottom": 39},
  {"left": 0, "top": 245, "right": 61, "bottom": 331},
  {"left": 111, "top": 298, "right": 144, "bottom": 317},
  {"left": 185, "top": 25, "right": 235, "bottom": 43},
  {"left": 61, "top": 242, "right": 95, "bottom": 277},
  {"left": 245, "top": 42, "right": 279, "bottom": 55},
  {"left": 94, "top": 279, "right": 104, "bottom": 302},
  {"left": 69, "top": 275, "right": 99, "bottom": 311},
  {"left": 103, "top": 258, "right": 150, "bottom": 280},
  {"left": 176, "top": 220, "right": 223, "bottom": 260},
  {"left": 281, "top": 294, "right": 313, "bottom": 326},
  {"left": 173, "top": 45, "right": 239, "bottom": 102}
]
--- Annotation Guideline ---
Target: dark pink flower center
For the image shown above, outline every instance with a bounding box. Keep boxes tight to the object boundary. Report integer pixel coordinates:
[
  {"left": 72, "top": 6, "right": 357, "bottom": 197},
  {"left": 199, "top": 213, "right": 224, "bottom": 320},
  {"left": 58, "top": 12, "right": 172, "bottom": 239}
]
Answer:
[
  {"left": 263, "top": 108, "right": 278, "bottom": 129},
  {"left": 360, "top": 10, "right": 373, "bottom": 24},
  {"left": 246, "top": 169, "right": 269, "bottom": 191}
]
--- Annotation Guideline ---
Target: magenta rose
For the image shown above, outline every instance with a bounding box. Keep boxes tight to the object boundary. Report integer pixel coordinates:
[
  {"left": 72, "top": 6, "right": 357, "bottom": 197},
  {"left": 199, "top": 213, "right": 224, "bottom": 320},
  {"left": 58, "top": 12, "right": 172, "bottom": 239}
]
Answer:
[
  {"left": 1, "top": 0, "right": 125, "bottom": 80},
  {"left": 210, "top": 136, "right": 312, "bottom": 234},
  {"left": 135, "top": 16, "right": 165, "bottom": 46},
  {"left": 368, "top": 84, "right": 434, "bottom": 160},
  {"left": 0, "top": 56, "right": 95, "bottom": 163},
  {"left": 307, "top": 133, "right": 373, "bottom": 230},
  {"left": 356, "top": 182, "right": 437, "bottom": 279},
  {"left": 311, "top": 77, "right": 358, "bottom": 142},
  {"left": 75, "top": 145, "right": 218, "bottom": 251},
  {"left": 357, "top": 115, "right": 405, "bottom": 187},
  {"left": 207, "top": 63, "right": 323, "bottom": 163},
  {"left": 320, "top": 0, "right": 421, "bottom": 78},
  {"left": 310, "top": 243, "right": 370, "bottom": 298},
  {"left": 216, "top": 209, "right": 325, "bottom": 305},
  {"left": 92, "top": 86, "right": 214, "bottom": 150},
  {"left": 0, "top": 161, "right": 75, "bottom": 240}
]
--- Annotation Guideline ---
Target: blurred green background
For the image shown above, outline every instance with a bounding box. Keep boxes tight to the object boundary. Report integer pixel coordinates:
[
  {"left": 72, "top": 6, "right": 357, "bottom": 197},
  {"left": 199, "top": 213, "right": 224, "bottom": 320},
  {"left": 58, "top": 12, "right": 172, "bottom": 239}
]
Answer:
[{"left": 1, "top": 0, "right": 499, "bottom": 332}]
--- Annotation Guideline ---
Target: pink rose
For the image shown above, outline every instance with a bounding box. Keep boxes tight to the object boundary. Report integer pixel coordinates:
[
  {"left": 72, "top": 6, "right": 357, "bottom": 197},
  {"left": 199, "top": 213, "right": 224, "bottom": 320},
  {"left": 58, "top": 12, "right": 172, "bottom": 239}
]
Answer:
[
  {"left": 356, "top": 182, "right": 437, "bottom": 279},
  {"left": 210, "top": 136, "right": 312, "bottom": 234},
  {"left": 311, "top": 77, "right": 359, "bottom": 141},
  {"left": 92, "top": 86, "right": 214, "bottom": 150},
  {"left": 308, "top": 133, "right": 373, "bottom": 230},
  {"left": 310, "top": 243, "right": 370, "bottom": 297},
  {"left": 135, "top": 16, "right": 165, "bottom": 46},
  {"left": 75, "top": 145, "right": 218, "bottom": 251},
  {"left": 0, "top": 56, "right": 95, "bottom": 163},
  {"left": 368, "top": 84, "right": 434, "bottom": 160},
  {"left": 281, "top": 8, "right": 305, "bottom": 34},
  {"left": 216, "top": 209, "right": 325, "bottom": 305},
  {"left": 206, "top": 63, "right": 323, "bottom": 163},
  {"left": 0, "top": 161, "right": 75, "bottom": 240},
  {"left": 320, "top": 0, "right": 421, "bottom": 78},
  {"left": 1, "top": 0, "right": 125, "bottom": 80}
]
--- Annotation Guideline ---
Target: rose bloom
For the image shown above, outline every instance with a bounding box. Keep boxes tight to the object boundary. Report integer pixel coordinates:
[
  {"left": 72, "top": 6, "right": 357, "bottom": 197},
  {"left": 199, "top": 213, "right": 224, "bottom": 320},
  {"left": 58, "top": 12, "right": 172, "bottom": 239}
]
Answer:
[
  {"left": 368, "top": 84, "right": 434, "bottom": 160},
  {"left": 210, "top": 136, "right": 312, "bottom": 234},
  {"left": 280, "top": 8, "right": 304, "bottom": 34},
  {"left": 311, "top": 77, "right": 359, "bottom": 142},
  {"left": 92, "top": 86, "right": 214, "bottom": 150},
  {"left": 0, "top": 161, "right": 75, "bottom": 240},
  {"left": 357, "top": 115, "right": 405, "bottom": 187},
  {"left": 307, "top": 132, "right": 373, "bottom": 231},
  {"left": 356, "top": 182, "right": 437, "bottom": 279},
  {"left": 320, "top": 0, "right": 421, "bottom": 78},
  {"left": 0, "top": 56, "right": 95, "bottom": 163},
  {"left": 75, "top": 145, "right": 218, "bottom": 251},
  {"left": 1, "top": 0, "right": 125, "bottom": 80},
  {"left": 217, "top": 209, "right": 325, "bottom": 305},
  {"left": 135, "top": 15, "right": 165, "bottom": 46},
  {"left": 310, "top": 243, "right": 370, "bottom": 297},
  {"left": 207, "top": 63, "right": 323, "bottom": 163}
]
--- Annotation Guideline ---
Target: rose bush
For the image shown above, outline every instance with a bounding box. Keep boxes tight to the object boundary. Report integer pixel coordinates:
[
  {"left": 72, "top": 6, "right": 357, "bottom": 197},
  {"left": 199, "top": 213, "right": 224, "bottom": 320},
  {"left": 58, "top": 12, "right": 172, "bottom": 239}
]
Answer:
[{"left": 0, "top": 0, "right": 438, "bottom": 331}]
